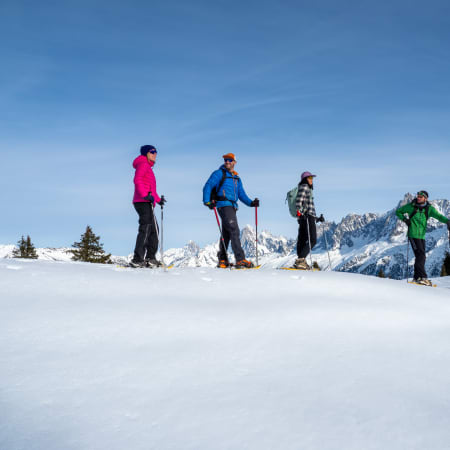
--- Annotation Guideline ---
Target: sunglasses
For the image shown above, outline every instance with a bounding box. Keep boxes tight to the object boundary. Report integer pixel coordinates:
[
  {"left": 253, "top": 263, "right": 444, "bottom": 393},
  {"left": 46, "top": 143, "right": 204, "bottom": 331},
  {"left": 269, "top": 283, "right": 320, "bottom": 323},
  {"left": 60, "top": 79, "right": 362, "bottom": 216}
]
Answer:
[
  {"left": 149, "top": 150, "right": 157, "bottom": 154},
  {"left": 224, "top": 158, "right": 234, "bottom": 163},
  {"left": 417, "top": 192, "right": 426, "bottom": 197}
]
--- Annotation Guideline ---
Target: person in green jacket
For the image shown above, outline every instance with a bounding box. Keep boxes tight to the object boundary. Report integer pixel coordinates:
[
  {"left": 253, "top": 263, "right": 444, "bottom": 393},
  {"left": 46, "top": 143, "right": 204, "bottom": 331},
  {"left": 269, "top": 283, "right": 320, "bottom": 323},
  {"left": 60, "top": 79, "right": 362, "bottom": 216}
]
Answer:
[{"left": 396, "top": 190, "right": 450, "bottom": 285}]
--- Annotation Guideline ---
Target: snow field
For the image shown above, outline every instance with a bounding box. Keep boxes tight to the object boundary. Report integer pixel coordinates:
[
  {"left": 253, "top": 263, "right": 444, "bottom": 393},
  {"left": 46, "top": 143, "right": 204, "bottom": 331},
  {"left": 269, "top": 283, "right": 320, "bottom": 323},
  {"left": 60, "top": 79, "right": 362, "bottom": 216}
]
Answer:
[{"left": 1, "top": 259, "right": 450, "bottom": 450}]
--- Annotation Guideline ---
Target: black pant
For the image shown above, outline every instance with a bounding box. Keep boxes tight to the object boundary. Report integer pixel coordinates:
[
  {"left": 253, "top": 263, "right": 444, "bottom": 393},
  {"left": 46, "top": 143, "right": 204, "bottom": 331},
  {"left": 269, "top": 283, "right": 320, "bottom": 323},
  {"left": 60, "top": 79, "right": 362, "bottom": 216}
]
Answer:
[
  {"left": 218, "top": 206, "right": 245, "bottom": 262},
  {"left": 133, "top": 202, "right": 159, "bottom": 262},
  {"left": 409, "top": 238, "right": 427, "bottom": 279},
  {"left": 297, "top": 215, "right": 317, "bottom": 258}
]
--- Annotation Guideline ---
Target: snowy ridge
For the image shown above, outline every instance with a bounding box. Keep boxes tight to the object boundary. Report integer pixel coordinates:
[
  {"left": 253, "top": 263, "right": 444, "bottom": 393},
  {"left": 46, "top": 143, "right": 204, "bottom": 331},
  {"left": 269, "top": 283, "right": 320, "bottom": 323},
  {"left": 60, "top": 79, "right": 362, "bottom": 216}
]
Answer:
[{"left": 2, "top": 194, "right": 449, "bottom": 278}]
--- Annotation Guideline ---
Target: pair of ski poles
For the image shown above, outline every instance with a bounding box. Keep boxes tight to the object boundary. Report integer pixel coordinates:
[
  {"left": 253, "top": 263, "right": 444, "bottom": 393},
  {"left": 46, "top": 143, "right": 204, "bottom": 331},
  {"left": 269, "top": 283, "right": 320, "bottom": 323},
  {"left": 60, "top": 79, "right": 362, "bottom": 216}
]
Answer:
[
  {"left": 212, "top": 205, "right": 259, "bottom": 268},
  {"left": 151, "top": 201, "right": 166, "bottom": 270},
  {"left": 306, "top": 215, "right": 333, "bottom": 271}
]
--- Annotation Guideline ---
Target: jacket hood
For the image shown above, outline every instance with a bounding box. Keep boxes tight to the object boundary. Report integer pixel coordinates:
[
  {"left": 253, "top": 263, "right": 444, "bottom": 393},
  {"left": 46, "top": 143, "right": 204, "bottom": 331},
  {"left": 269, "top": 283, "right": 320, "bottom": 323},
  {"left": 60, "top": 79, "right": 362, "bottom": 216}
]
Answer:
[{"left": 133, "top": 155, "right": 155, "bottom": 169}]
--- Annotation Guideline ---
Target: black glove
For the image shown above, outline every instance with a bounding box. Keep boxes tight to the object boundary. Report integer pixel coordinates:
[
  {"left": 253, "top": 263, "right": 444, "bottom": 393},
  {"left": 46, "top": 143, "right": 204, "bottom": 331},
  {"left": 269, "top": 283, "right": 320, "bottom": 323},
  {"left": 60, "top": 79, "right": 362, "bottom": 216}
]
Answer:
[
  {"left": 250, "top": 198, "right": 260, "bottom": 208},
  {"left": 159, "top": 195, "right": 166, "bottom": 207},
  {"left": 316, "top": 214, "right": 325, "bottom": 223},
  {"left": 404, "top": 218, "right": 411, "bottom": 227},
  {"left": 204, "top": 200, "right": 216, "bottom": 210},
  {"left": 144, "top": 192, "right": 154, "bottom": 203}
]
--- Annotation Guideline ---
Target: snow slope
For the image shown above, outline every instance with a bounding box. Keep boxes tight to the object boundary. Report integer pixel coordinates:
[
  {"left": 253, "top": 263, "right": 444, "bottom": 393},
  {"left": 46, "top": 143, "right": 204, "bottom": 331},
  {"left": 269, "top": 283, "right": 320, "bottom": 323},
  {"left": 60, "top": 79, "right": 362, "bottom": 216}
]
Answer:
[{"left": 1, "top": 259, "right": 450, "bottom": 450}]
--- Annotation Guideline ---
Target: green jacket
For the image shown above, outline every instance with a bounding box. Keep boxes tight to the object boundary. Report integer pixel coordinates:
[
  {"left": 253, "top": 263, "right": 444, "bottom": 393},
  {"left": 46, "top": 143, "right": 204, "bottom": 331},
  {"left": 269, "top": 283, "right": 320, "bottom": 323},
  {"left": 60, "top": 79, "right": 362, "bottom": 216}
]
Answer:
[{"left": 396, "top": 201, "right": 448, "bottom": 239}]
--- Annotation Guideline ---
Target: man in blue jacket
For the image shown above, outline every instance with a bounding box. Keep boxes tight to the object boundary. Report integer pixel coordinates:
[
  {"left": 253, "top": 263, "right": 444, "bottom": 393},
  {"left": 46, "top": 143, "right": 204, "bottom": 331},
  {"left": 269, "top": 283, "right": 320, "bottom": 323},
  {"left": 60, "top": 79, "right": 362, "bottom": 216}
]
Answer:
[{"left": 203, "top": 153, "right": 259, "bottom": 268}]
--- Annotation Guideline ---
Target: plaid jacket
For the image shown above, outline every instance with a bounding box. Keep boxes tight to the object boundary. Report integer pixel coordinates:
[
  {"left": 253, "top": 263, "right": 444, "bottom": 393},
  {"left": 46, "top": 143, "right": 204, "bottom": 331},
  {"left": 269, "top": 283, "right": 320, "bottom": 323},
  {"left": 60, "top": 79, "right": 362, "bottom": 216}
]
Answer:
[{"left": 295, "top": 183, "right": 316, "bottom": 216}]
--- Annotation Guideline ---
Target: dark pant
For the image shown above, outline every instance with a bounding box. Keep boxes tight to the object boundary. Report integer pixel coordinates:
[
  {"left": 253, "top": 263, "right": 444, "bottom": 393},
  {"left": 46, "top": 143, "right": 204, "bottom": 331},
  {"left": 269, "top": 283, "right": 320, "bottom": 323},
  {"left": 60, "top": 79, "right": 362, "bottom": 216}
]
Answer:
[
  {"left": 218, "top": 206, "right": 245, "bottom": 262},
  {"left": 297, "top": 215, "right": 317, "bottom": 258},
  {"left": 409, "top": 238, "right": 427, "bottom": 279},
  {"left": 133, "top": 202, "right": 159, "bottom": 262}
]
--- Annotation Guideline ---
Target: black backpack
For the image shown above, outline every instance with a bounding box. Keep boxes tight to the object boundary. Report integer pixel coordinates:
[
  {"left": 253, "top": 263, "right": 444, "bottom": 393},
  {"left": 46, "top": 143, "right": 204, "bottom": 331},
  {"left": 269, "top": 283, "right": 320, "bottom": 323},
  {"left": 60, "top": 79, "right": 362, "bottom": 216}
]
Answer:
[{"left": 210, "top": 169, "right": 228, "bottom": 202}]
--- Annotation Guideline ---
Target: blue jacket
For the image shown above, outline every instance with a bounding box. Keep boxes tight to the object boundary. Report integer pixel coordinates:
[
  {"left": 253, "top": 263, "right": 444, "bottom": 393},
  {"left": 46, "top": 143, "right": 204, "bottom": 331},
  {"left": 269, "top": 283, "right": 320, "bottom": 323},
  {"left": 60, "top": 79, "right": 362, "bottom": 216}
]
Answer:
[{"left": 203, "top": 165, "right": 253, "bottom": 209}]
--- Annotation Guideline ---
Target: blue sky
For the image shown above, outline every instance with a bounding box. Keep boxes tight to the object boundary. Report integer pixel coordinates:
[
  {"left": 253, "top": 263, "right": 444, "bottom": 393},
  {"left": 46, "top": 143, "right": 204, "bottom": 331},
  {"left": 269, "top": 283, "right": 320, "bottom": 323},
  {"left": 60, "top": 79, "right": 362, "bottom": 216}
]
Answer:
[{"left": 1, "top": 0, "right": 450, "bottom": 255}]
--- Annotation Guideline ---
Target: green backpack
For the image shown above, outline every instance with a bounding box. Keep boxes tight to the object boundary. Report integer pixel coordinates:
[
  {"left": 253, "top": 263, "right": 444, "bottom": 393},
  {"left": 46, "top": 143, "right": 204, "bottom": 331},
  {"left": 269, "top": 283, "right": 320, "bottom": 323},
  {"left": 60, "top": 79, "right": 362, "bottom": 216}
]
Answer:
[{"left": 286, "top": 185, "right": 298, "bottom": 218}]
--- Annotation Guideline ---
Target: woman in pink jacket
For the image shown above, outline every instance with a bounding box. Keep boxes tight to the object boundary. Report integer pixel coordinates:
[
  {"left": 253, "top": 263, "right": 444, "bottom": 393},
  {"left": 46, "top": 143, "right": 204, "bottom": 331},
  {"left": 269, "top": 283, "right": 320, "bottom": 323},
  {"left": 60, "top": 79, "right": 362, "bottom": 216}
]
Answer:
[{"left": 130, "top": 145, "right": 166, "bottom": 268}]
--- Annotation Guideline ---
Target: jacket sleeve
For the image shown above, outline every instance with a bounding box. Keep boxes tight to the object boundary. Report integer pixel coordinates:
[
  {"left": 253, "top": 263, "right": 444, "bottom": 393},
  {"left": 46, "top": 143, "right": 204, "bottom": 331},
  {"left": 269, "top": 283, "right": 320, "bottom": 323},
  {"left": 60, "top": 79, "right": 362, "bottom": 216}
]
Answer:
[
  {"left": 148, "top": 169, "right": 161, "bottom": 204},
  {"left": 237, "top": 179, "right": 253, "bottom": 207},
  {"left": 134, "top": 164, "right": 150, "bottom": 200},
  {"left": 295, "top": 184, "right": 308, "bottom": 213},
  {"left": 395, "top": 204, "right": 410, "bottom": 221},
  {"left": 203, "top": 170, "right": 222, "bottom": 204},
  {"left": 429, "top": 206, "right": 449, "bottom": 224}
]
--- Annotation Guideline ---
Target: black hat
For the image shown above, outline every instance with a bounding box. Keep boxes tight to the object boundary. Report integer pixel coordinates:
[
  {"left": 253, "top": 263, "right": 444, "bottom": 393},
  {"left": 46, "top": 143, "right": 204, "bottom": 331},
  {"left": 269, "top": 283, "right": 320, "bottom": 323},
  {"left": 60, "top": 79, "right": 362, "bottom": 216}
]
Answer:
[{"left": 140, "top": 145, "right": 157, "bottom": 156}]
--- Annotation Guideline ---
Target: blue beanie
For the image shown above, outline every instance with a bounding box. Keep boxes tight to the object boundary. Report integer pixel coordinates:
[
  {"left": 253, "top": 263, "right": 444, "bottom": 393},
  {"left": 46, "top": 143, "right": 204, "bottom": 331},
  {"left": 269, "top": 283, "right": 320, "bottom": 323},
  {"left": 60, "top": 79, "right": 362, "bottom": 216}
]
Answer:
[{"left": 140, "top": 145, "right": 156, "bottom": 156}]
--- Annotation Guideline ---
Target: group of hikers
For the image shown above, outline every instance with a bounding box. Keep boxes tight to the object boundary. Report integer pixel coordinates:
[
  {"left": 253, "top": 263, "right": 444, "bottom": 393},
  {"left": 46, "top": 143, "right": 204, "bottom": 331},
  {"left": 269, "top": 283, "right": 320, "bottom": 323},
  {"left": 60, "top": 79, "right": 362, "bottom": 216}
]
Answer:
[{"left": 130, "top": 145, "right": 450, "bottom": 286}]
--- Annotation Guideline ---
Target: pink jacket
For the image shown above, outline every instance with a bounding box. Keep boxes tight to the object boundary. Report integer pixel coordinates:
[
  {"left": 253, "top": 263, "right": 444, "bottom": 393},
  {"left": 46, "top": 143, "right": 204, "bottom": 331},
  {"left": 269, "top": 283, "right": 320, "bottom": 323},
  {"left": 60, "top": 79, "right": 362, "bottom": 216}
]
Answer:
[{"left": 132, "top": 155, "right": 161, "bottom": 204}]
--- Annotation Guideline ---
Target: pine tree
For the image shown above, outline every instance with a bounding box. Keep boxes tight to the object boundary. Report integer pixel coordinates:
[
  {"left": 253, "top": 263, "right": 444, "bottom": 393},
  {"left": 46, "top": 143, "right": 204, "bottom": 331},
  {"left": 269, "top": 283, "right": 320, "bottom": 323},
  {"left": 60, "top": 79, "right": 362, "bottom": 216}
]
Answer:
[
  {"left": 312, "top": 261, "right": 321, "bottom": 271},
  {"left": 71, "top": 225, "right": 112, "bottom": 264},
  {"left": 12, "top": 235, "right": 38, "bottom": 259},
  {"left": 377, "top": 268, "right": 386, "bottom": 278},
  {"left": 25, "top": 236, "right": 38, "bottom": 259},
  {"left": 12, "top": 236, "right": 26, "bottom": 258},
  {"left": 441, "top": 252, "right": 450, "bottom": 277}
]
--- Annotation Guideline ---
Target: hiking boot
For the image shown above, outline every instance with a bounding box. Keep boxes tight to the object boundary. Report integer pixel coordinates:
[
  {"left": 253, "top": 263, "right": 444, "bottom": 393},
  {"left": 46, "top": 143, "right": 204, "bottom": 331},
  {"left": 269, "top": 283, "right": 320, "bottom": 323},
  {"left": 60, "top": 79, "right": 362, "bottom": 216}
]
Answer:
[
  {"left": 217, "top": 259, "right": 229, "bottom": 268},
  {"left": 293, "top": 258, "right": 310, "bottom": 270},
  {"left": 416, "top": 278, "right": 432, "bottom": 286},
  {"left": 235, "top": 259, "right": 254, "bottom": 269},
  {"left": 129, "top": 259, "right": 146, "bottom": 268},
  {"left": 146, "top": 259, "right": 163, "bottom": 268}
]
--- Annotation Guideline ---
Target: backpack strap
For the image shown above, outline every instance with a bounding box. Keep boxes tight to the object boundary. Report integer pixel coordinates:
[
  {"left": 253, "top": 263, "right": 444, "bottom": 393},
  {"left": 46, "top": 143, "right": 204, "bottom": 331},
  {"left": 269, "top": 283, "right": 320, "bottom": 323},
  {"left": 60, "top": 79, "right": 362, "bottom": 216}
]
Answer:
[
  {"left": 409, "top": 202, "right": 430, "bottom": 221},
  {"left": 216, "top": 169, "right": 227, "bottom": 196},
  {"left": 211, "top": 169, "right": 229, "bottom": 202},
  {"left": 409, "top": 205, "right": 419, "bottom": 221}
]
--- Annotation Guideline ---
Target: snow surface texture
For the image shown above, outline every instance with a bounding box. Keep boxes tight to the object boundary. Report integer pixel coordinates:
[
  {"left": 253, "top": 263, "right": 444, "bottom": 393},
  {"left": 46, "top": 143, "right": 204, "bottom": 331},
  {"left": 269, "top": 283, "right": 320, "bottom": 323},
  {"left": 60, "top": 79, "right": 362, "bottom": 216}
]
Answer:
[
  {"left": 1, "top": 194, "right": 449, "bottom": 278},
  {"left": 1, "top": 259, "right": 450, "bottom": 450}
]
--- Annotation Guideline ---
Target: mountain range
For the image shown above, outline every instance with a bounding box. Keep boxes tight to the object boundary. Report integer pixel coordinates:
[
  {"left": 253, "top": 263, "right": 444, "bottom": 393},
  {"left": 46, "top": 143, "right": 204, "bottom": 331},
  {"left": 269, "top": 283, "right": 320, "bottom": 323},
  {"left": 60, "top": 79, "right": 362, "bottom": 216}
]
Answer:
[{"left": 1, "top": 194, "right": 449, "bottom": 279}]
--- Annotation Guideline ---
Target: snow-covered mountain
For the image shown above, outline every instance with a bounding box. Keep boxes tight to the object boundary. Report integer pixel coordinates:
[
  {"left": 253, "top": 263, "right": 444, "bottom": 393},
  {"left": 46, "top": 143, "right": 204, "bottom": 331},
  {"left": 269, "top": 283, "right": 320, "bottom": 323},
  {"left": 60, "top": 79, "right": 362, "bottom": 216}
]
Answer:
[
  {"left": 2, "top": 194, "right": 449, "bottom": 278},
  {"left": 162, "top": 193, "right": 450, "bottom": 279}
]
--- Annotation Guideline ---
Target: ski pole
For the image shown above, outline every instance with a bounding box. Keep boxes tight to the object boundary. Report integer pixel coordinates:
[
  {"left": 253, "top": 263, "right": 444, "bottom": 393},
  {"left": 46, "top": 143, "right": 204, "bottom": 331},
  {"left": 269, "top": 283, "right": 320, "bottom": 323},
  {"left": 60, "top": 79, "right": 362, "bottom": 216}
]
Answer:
[
  {"left": 151, "top": 202, "right": 163, "bottom": 268},
  {"left": 160, "top": 203, "right": 166, "bottom": 270},
  {"left": 305, "top": 215, "right": 314, "bottom": 271},
  {"left": 405, "top": 232, "right": 410, "bottom": 283},
  {"left": 213, "top": 206, "right": 231, "bottom": 268},
  {"left": 322, "top": 223, "right": 332, "bottom": 271},
  {"left": 255, "top": 205, "right": 259, "bottom": 267}
]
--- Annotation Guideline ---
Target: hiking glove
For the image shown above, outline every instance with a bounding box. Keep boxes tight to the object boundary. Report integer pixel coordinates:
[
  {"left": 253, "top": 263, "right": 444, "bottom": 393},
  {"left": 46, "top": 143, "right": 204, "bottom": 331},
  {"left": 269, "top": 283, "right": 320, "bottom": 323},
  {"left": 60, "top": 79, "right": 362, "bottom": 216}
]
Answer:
[
  {"left": 316, "top": 214, "right": 325, "bottom": 223},
  {"left": 403, "top": 218, "right": 411, "bottom": 227},
  {"left": 159, "top": 195, "right": 167, "bottom": 207},
  {"left": 144, "top": 192, "right": 154, "bottom": 203},
  {"left": 250, "top": 198, "right": 260, "bottom": 207},
  {"left": 204, "top": 201, "right": 216, "bottom": 210}
]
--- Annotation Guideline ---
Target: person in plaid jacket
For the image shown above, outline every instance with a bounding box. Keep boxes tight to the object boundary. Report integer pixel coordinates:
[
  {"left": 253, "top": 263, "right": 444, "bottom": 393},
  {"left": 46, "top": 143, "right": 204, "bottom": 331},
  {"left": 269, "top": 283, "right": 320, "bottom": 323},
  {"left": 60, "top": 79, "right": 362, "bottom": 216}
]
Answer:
[{"left": 293, "top": 171, "right": 325, "bottom": 270}]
